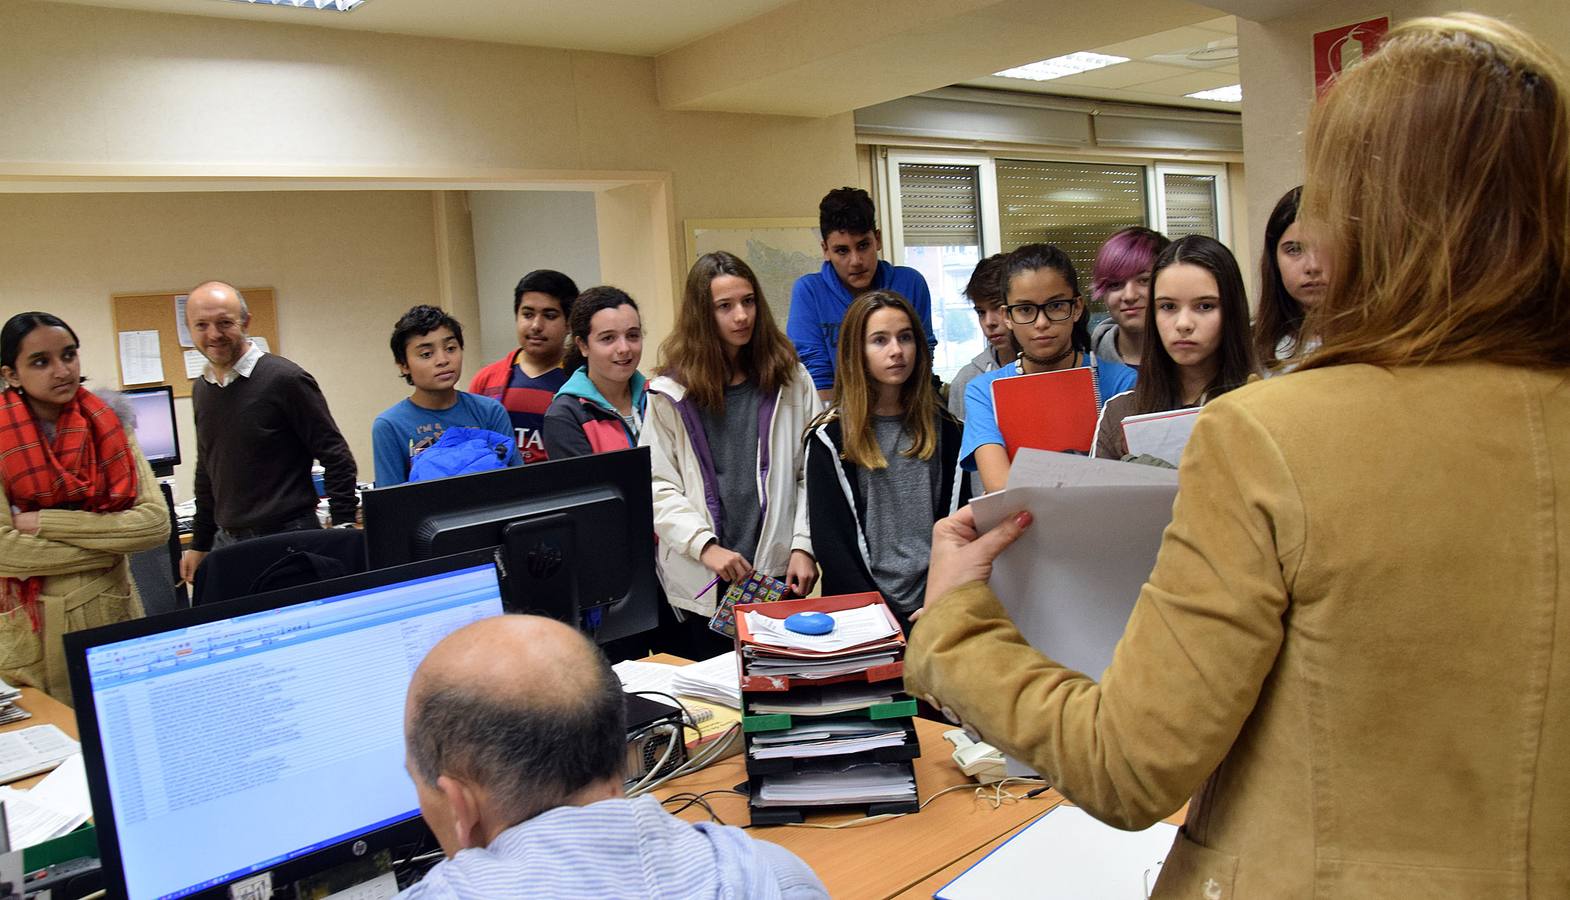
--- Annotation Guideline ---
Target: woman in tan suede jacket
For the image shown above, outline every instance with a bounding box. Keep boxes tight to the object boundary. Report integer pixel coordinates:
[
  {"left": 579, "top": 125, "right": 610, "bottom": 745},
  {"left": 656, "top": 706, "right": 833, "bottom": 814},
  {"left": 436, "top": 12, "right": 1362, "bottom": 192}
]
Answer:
[{"left": 907, "top": 15, "right": 1570, "bottom": 899}]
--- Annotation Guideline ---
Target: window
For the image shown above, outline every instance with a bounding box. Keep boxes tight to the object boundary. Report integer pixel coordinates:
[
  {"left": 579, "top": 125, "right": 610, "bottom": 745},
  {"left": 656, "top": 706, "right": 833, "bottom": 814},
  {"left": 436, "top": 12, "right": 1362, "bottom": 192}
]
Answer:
[
  {"left": 996, "top": 159, "right": 1148, "bottom": 314},
  {"left": 884, "top": 156, "right": 998, "bottom": 381},
  {"left": 881, "top": 151, "right": 1231, "bottom": 380}
]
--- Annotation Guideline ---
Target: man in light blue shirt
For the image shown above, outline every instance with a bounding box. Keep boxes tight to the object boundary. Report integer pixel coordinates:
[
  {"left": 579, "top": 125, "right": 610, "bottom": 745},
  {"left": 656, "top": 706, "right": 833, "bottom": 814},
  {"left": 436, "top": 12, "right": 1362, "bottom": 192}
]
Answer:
[{"left": 398, "top": 615, "right": 827, "bottom": 900}]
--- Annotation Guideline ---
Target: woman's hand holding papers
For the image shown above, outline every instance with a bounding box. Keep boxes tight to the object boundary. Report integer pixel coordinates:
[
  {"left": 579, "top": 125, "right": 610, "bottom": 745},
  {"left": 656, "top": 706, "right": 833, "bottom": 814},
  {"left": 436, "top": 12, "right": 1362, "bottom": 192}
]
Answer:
[{"left": 921, "top": 506, "right": 1033, "bottom": 615}]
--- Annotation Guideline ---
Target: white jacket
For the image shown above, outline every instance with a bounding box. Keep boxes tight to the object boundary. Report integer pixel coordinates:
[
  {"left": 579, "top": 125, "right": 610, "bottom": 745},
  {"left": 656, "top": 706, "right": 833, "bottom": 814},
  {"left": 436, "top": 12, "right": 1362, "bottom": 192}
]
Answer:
[{"left": 639, "top": 365, "right": 821, "bottom": 616}]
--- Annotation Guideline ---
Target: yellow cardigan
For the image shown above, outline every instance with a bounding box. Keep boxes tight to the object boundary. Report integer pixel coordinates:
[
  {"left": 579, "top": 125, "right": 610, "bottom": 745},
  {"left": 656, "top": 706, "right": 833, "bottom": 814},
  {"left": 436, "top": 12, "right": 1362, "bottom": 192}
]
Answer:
[
  {"left": 907, "top": 361, "right": 1570, "bottom": 898},
  {"left": 0, "top": 430, "right": 170, "bottom": 703}
]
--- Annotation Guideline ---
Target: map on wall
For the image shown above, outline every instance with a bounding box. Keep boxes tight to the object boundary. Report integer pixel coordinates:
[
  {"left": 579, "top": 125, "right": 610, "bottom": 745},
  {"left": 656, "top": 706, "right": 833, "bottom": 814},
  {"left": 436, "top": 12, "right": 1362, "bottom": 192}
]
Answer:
[{"left": 685, "top": 218, "right": 822, "bottom": 324}]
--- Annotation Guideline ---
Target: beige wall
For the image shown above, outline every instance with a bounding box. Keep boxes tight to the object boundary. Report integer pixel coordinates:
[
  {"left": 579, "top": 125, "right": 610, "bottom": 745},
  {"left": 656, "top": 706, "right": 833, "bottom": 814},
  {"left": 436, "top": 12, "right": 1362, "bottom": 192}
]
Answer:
[
  {"left": 0, "top": 191, "right": 447, "bottom": 499},
  {"left": 1238, "top": 1, "right": 1570, "bottom": 261},
  {"left": 0, "top": 0, "right": 859, "bottom": 356}
]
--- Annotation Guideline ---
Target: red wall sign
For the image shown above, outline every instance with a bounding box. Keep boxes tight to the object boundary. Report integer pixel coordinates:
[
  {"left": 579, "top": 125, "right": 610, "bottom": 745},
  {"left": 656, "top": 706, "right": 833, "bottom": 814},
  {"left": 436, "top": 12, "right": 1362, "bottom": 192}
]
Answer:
[{"left": 1314, "top": 17, "right": 1390, "bottom": 97}]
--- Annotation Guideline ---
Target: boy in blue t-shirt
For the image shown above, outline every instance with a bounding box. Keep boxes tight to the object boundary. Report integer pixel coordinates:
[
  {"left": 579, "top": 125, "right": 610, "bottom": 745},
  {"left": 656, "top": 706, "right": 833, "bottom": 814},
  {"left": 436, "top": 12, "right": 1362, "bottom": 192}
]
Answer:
[{"left": 372, "top": 305, "right": 520, "bottom": 487}]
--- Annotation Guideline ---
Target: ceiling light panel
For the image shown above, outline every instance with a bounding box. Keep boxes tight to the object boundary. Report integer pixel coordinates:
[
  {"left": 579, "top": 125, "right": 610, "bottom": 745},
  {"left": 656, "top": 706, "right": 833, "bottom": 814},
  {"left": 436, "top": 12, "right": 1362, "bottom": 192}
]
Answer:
[
  {"left": 223, "top": 0, "right": 367, "bottom": 10},
  {"left": 1184, "top": 84, "right": 1242, "bottom": 102},
  {"left": 994, "top": 52, "right": 1130, "bottom": 82}
]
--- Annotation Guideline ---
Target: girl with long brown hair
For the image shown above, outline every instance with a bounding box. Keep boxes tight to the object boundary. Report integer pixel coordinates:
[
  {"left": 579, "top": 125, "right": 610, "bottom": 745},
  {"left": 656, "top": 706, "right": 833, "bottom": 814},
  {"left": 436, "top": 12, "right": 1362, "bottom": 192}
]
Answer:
[
  {"left": 1253, "top": 186, "right": 1329, "bottom": 371},
  {"left": 641, "top": 251, "right": 821, "bottom": 653},
  {"left": 1092, "top": 235, "right": 1259, "bottom": 460},
  {"left": 804, "top": 291, "right": 967, "bottom": 632},
  {"left": 908, "top": 14, "right": 1570, "bottom": 895}
]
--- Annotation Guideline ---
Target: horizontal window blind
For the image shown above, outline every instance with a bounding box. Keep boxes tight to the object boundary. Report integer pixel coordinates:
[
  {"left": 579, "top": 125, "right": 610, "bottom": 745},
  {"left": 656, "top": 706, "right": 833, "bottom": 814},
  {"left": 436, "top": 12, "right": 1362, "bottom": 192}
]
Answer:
[
  {"left": 995, "top": 160, "right": 1147, "bottom": 305},
  {"left": 1162, "top": 173, "right": 1219, "bottom": 239},
  {"left": 898, "top": 163, "right": 982, "bottom": 247}
]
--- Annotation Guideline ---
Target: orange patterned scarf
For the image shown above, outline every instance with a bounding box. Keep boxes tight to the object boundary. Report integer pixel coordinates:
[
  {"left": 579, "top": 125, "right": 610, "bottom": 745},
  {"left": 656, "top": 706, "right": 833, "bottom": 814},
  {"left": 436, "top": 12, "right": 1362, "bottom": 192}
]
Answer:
[{"left": 0, "top": 387, "right": 137, "bottom": 629}]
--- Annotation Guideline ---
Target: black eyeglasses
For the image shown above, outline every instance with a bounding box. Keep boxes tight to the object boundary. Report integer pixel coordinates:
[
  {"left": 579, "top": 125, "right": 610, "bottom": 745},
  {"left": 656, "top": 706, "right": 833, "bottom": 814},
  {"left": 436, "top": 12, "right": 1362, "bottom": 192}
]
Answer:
[{"left": 1005, "top": 297, "right": 1079, "bottom": 325}]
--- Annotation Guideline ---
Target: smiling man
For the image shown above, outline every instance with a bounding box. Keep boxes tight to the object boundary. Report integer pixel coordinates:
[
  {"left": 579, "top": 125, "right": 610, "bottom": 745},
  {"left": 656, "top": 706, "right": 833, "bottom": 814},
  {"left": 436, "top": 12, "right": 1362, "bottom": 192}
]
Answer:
[
  {"left": 786, "top": 187, "right": 935, "bottom": 400},
  {"left": 469, "top": 270, "right": 578, "bottom": 465},
  {"left": 178, "top": 281, "right": 358, "bottom": 583}
]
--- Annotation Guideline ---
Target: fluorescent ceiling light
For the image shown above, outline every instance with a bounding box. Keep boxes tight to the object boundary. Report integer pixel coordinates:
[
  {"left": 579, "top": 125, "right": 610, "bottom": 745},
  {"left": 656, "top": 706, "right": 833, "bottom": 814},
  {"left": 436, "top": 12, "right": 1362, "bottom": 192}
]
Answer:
[
  {"left": 224, "top": 0, "right": 368, "bottom": 10},
  {"left": 994, "top": 52, "right": 1129, "bottom": 82},
  {"left": 1185, "top": 84, "right": 1242, "bottom": 102}
]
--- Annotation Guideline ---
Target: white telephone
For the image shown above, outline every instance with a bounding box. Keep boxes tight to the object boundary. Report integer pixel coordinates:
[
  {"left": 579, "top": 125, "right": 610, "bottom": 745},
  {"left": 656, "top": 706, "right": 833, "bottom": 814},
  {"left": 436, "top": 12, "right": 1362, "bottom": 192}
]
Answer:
[{"left": 943, "top": 729, "right": 1006, "bottom": 784}]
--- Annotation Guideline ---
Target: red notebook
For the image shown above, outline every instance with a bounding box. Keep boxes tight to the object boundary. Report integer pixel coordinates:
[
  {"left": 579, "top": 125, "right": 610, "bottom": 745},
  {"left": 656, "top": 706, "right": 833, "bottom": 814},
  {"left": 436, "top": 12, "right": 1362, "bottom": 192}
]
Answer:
[{"left": 990, "top": 366, "right": 1099, "bottom": 458}]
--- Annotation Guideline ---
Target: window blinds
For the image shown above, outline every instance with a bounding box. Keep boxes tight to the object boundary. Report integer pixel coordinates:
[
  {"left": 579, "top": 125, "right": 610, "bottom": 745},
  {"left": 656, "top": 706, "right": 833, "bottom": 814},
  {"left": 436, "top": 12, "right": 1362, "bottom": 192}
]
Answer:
[
  {"left": 995, "top": 159, "right": 1147, "bottom": 304},
  {"left": 1161, "top": 173, "right": 1220, "bottom": 239},
  {"left": 897, "top": 163, "right": 982, "bottom": 247}
]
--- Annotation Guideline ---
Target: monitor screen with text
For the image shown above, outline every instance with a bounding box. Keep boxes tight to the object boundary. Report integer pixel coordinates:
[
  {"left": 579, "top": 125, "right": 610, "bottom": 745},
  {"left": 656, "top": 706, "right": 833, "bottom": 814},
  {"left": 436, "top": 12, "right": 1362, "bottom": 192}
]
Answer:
[{"left": 81, "top": 562, "right": 504, "bottom": 900}]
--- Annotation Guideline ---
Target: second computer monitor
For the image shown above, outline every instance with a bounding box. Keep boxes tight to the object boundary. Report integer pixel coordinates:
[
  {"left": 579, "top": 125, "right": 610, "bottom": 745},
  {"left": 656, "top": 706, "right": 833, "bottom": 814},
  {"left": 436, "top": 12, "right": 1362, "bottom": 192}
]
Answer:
[{"left": 361, "top": 446, "right": 658, "bottom": 646}]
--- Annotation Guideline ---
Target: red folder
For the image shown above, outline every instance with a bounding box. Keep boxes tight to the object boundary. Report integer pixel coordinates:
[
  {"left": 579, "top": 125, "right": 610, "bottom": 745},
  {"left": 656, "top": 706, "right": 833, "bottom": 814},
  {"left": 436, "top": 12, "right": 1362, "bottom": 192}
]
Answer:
[
  {"left": 990, "top": 366, "right": 1099, "bottom": 458},
  {"left": 734, "top": 592, "right": 906, "bottom": 692}
]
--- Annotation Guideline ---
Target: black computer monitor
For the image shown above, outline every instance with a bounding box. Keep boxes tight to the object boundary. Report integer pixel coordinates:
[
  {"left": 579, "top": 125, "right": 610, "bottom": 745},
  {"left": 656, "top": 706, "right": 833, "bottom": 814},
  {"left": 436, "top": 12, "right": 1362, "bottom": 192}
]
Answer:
[
  {"left": 63, "top": 548, "right": 507, "bottom": 900},
  {"left": 361, "top": 446, "right": 658, "bottom": 646},
  {"left": 121, "top": 385, "right": 180, "bottom": 476}
]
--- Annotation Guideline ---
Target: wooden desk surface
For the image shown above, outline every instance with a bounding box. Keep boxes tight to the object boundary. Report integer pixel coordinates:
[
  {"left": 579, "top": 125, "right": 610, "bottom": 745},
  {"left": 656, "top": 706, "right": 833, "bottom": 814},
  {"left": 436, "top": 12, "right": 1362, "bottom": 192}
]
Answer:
[{"left": 646, "top": 654, "right": 1060, "bottom": 900}]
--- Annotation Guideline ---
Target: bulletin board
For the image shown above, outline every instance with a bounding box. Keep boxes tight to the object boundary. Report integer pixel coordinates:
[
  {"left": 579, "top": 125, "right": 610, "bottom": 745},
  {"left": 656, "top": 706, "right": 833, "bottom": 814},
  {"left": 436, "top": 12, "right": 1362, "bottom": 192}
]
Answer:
[{"left": 109, "top": 288, "right": 279, "bottom": 398}]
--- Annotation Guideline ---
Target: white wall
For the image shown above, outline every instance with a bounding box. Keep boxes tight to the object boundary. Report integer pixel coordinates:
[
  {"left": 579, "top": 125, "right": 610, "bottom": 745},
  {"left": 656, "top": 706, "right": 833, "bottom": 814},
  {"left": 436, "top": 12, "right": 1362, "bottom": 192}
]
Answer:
[
  {"left": 468, "top": 192, "right": 601, "bottom": 363},
  {"left": 0, "top": 190, "right": 445, "bottom": 501}
]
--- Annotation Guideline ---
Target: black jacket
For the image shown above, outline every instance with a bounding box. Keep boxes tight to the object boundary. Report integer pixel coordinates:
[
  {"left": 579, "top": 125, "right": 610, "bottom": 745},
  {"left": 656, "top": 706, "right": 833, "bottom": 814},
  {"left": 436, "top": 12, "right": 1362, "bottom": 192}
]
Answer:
[{"left": 803, "top": 403, "right": 969, "bottom": 630}]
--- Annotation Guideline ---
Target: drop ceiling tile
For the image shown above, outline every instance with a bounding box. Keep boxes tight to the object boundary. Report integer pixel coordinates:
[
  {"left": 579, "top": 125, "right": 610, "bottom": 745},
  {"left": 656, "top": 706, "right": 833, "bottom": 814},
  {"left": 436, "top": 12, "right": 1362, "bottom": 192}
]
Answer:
[
  {"left": 1095, "top": 26, "right": 1232, "bottom": 60},
  {"left": 1044, "top": 61, "right": 1194, "bottom": 89},
  {"left": 1125, "top": 70, "right": 1242, "bottom": 96}
]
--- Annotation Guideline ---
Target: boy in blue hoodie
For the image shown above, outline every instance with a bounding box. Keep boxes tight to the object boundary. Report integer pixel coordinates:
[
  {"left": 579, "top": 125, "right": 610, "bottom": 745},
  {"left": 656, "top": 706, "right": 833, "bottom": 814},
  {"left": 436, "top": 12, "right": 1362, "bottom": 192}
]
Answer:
[
  {"left": 372, "top": 305, "right": 520, "bottom": 487},
  {"left": 786, "top": 187, "right": 935, "bottom": 399}
]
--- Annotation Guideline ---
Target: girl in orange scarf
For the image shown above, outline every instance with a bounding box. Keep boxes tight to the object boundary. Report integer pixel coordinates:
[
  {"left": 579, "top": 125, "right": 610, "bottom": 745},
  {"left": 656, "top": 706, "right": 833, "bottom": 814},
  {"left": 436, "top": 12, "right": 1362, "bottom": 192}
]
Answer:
[{"left": 0, "top": 312, "right": 169, "bottom": 703}]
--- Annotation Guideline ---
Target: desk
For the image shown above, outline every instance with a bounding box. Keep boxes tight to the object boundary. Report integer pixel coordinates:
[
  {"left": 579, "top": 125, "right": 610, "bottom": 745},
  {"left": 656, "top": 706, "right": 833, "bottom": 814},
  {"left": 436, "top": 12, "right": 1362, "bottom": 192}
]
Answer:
[{"left": 647, "top": 653, "right": 1064, "bottom": 899}]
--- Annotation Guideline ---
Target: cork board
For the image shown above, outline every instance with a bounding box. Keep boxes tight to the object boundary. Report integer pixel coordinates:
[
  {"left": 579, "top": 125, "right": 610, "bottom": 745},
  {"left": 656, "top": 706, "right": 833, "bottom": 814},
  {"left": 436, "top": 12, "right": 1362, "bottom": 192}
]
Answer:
[{"left": 110, "top": 288, "right": 279, "bottom": 398}]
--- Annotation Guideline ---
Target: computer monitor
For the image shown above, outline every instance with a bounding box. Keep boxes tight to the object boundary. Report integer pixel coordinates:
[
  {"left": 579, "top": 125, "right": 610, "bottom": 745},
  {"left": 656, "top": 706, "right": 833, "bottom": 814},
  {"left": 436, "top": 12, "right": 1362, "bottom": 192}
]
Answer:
[
  {"left": 361, "top": 446, "right": 658, "bottom": 646},
  {"left": 120, "top": 385, "right": 181, "bottom": 476},
  {"left": 64, "top": 548, "right": 507, "bottom": 900}
]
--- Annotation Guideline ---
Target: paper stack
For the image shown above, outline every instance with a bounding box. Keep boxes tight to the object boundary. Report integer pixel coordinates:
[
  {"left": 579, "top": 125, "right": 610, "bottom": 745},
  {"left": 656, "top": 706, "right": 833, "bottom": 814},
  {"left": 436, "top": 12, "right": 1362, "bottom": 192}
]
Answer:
[
  {"left": 735, "top": 592, "right": 920, "bottom": 825},
  {"left": 0, "top": 678, "right": 29, "bottom": 726}
]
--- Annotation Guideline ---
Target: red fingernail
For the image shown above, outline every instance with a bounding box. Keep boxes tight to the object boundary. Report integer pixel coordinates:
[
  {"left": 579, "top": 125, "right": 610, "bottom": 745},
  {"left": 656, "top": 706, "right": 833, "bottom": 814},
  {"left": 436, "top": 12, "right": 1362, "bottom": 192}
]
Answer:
[{"left": 1015, "top": 511, "right": 1033, "bottom": 528}]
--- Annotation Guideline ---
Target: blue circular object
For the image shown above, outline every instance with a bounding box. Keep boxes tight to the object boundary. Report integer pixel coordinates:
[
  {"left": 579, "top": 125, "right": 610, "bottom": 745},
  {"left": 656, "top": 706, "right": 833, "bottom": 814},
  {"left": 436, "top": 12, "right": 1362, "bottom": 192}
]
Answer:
[{"left": 784, "top": 612, "right": 834, "bottom": 635}]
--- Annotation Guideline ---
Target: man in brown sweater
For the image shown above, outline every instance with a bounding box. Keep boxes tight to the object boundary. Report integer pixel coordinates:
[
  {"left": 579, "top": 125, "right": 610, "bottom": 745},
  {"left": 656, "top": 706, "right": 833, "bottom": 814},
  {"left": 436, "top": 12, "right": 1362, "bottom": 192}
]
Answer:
[{"left": 177, "top": 281, "right": 358, "bottom": 582}]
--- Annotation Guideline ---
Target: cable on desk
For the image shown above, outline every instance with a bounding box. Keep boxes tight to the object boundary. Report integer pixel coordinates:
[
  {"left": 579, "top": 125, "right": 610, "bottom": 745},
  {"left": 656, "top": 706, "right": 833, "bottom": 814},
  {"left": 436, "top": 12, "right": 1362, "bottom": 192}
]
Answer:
[
  {"left": 627, "top": 722, "right": 743, "bottom": 798},
  {"left": 659, "top": 788, "right": 747, "bottom": 826}
]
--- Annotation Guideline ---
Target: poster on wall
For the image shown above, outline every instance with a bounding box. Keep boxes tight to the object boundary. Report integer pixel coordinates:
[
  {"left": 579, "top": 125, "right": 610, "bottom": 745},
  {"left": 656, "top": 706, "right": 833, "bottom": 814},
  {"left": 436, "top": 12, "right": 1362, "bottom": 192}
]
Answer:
[
  {"left": 1314, "top": 17, "right": 1390, "bottom": 97},
  {"left": 684, "top": 218, "right": 822, "bottom": 323}
]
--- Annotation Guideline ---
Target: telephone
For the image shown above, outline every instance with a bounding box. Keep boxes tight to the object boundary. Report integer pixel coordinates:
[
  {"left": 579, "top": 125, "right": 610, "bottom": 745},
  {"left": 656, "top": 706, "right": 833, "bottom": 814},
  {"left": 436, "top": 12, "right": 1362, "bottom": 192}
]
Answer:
[{"left": 943, "top": 729, "right": 1006, "bottom": 784}]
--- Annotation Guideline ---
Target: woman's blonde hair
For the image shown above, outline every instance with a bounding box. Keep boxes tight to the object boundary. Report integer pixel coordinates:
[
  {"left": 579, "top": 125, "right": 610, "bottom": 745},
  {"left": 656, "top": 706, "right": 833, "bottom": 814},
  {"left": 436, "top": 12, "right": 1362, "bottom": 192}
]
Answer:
[
  {"left": 1300, "top": 13, "right": 1570, "bottom": 370},
  {"left": 825, "top": 290, "right": 938, "bottom": 470}
]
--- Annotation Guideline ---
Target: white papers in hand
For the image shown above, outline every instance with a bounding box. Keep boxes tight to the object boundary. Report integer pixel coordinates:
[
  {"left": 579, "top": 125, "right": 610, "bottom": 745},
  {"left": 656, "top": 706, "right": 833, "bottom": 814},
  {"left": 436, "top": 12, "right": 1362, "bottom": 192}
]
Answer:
[
  {"left": 936, "top": 805, "right": 1176, "bottom": 899},
  {"left": 742, "top": 605, "right": 896, "bottom": 652},
  {"left": 1122, "top": 407, "right": 1201, "bottom": 466}
]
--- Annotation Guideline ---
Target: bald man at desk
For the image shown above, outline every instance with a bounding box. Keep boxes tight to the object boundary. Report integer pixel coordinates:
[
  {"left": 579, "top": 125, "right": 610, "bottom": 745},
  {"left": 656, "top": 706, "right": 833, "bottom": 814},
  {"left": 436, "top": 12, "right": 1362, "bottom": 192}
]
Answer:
[{"left": 398, "top": 614, "right": 827, "bottom": 900}]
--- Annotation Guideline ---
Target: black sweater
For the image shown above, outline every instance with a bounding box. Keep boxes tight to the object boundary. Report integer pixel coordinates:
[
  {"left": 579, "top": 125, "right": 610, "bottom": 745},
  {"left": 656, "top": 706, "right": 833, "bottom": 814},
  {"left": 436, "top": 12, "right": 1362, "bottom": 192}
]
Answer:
[
  {"left": 190, "top": 354, "right": 358, "bottom": 549},
  {"left": 803, "top": 404, "right": 969, "bottom": 631}
]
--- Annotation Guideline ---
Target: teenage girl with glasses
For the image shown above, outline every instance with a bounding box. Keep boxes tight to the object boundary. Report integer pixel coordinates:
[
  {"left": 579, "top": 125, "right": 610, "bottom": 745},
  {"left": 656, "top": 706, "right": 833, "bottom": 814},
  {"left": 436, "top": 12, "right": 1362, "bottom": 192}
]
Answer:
[{"left": 958, "top": 243, "right": 1137, "bottom": 493}]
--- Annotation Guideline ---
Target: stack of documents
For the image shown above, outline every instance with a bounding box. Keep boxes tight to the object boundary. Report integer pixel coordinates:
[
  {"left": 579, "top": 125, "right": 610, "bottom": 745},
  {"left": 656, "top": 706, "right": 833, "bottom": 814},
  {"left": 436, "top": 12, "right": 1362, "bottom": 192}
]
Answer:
[
  {"left": 753, "top": 761, "right": 917, "bottom": 808},
  {"left": 734, "top": 592, "right": 921, "bottom": 824},
  {"left": 0, "top": 678, "right": 27, "bottom": 727},
  {"left": 670, "top": 652, "right": 742, "bottom": 708},
  {"left": 0, "top": 754, "right": 92, "bottom": 850},
  {"left": 749, "top": 720, "right": 909, "bottom": 760}
]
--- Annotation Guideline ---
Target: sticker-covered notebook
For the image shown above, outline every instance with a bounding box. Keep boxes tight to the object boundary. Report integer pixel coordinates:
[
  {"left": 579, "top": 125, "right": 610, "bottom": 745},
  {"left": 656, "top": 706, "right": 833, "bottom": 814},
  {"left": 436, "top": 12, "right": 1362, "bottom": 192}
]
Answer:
[{"left": 709, "top": 572, "right": 789, "bottom": 638}]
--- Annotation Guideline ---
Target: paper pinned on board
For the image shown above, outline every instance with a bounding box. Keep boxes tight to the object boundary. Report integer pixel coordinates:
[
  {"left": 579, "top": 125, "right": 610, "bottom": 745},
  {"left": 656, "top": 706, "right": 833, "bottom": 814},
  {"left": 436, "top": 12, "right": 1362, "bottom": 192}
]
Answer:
[
  {"left": 174, "top": 294, "right": 194, "bottom": 347},
  {"left": 1122, "top": 407, "right": 1202, "bottom": 467},
  {"left": 183, "top": 350, "right": 208, "bottom": 380},
  {"left": 936, "top": 805, "right": 1177, "bottom": 899},
  {"left": 118, "top": 330, "right": 164, "bottom": 385}
]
